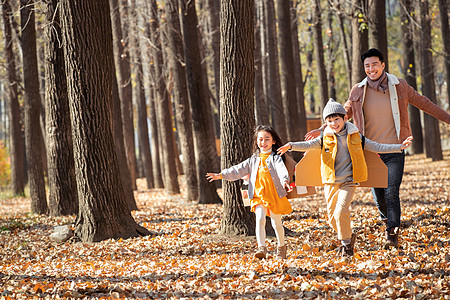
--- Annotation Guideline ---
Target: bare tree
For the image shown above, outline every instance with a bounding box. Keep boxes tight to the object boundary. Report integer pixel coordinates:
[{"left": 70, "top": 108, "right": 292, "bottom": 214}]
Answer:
[
  {"left": 368, "top": 0, "right": 388, "bottom": 71},
  {"left": 1, "top": 0, "right": 25, "bottom": 195},
  {"left": 419, "top": 0, "right": 443, "bottom": 161},
  {"left": 438, "top": 0, "right": 450, "bottom": 109},
  {"left": 44, "top": 0, "right": 78, "bottom": 215},
  {"left": 20, "top": 0, "right": 47, "bottom": 214},
  {"left": 311, "top": 0, "right": 329, "bottom": 110},
  {"left": 351, "top": 0, "right": 368, "bottom": 85},
  {"left": 148, "top": 0, "right": 180, "bottom": 194},
  {"left": 59, "top": 0, "right": 151, "bottom": 241},
  {"left": 275, "top": 0, "right": 300, "bottom": 140},
  {"left": 179, "top": 0, "right": 221, "bottom": 204},
  {"left": 219, "top": 0, "right": 256, "bottom": 236},
  {"left": 400, "top": 0, "right": 424, "bottom": 154},
  {"left": 164, "top": 0, "right": 199, "bottom": 201}
]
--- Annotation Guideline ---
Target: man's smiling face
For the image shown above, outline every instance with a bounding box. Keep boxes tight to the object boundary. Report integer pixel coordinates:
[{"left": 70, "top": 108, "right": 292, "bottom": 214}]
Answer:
[{"left": 364, "top": 56, "right": 385, "bottom": 81}]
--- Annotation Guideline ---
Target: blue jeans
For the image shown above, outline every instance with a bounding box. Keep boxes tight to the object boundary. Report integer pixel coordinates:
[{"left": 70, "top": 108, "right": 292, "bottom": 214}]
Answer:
[{"left": 371, "top": 152, "right": 405, "bottom": 231}]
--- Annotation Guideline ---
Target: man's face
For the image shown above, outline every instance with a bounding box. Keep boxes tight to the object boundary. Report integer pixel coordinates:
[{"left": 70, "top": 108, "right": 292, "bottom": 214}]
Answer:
[{"left": 364, "top": 56, "right": 385, "bottom": 81}]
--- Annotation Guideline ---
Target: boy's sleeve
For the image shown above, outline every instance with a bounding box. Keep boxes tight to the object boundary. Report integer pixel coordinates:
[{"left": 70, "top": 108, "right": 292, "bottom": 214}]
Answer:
[
  {"left": 291, "top": 137, "right": 322, "bottom": 152},
  {"left": 221, "top": 158, "right": 251, "bottom": 181},
  {"left": 364, "top": 137, "right": 402, "bottom": 153}
]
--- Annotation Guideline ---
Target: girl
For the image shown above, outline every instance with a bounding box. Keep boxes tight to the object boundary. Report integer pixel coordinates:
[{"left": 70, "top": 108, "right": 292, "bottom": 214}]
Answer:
[{"left": 206, "top": 125, "right": 293, "bottom": 259}]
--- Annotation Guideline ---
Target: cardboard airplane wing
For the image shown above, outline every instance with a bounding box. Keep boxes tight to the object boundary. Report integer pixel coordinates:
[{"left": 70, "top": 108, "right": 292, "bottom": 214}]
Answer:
[{"left": 294, "top": 150, "right": 388, "bottom": 188}]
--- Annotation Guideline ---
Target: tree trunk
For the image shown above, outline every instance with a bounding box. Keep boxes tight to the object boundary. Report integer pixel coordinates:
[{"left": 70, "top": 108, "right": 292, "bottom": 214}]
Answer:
[
  {"left": 263, "top": 0, "right": 287, "bottom": 141},
  {"left": 326, "top": 9, "right": 337, "bottom": 101},
  {"left": 400, "top": 0, "right": 424, "bottom": 154},
  {"left": 254, "top": 2, "right": 270, "bottom": 126},
  {"left": 164, "top": 0, "right": 199, "bottom": 201},
  {"left": 312, "top": 0, "right": 329, "bottom": 111},
  {"left": 418, "top": 0, "right": 443, "bottom": 161},
  {"left": 336, "top": 1, "right": 352, "bottom": 89},
  {"left": 44, "top": 0, "right": 78, "bottom": 216},
  {"left": 129, "top": 0, "right": 154, "bottom": 190},
  {"left": 368, "top": 0, "right": 388, "bottom": 71},
  {"left": 59, "top": 0, "right": 151, "bottom": 242},
  {"left": 438, "top": 0, "right": 450, "bottom": 109},
  {"left": 109, "top": 0, "right": 137, "bottom": 211},
  {"left": 291, "top": 1, "right": 307, "bottom": 139},
  {"left": 219, "top": 0, "right": 256, "bottom": 236},
  {"left": 179, "top": 0, "right": 221, "bottom": 204},
  {"left": 351, "top": 0, "right": 369, "bottom": 85},
  {"left": 20, "top": 0, "right": 47, "bottom": 214},
  {"left": 117, "top": 0, "right": 138, "bottom": 190},
  {"left": 148, "top": 0, "right": 180, "bottom": 194},
  {"left": 275, "top": 0, "right": 300, "bottom": 141},
  {"left": 1, "top": 0, "right": 25, "bottom": 195}
]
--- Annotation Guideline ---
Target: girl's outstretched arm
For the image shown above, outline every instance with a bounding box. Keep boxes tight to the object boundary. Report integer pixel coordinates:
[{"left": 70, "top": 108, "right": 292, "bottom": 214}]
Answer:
[{"left": 206, "top": 173, "right": 222, "bottom": 182}]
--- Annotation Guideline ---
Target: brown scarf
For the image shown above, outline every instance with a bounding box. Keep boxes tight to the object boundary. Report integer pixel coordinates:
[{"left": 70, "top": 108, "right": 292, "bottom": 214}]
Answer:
[{"left": 367, "top": 71, "right": 388, "bottom": 93}]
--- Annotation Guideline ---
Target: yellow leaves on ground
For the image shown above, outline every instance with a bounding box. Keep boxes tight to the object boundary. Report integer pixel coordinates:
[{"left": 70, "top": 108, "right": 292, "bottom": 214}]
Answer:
[{"left": 0, "top": 151, "right": 449, "bottom": 299}]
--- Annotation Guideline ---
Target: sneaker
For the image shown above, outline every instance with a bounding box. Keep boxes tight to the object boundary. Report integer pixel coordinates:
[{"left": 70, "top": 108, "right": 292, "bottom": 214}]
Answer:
[
  {"left": 337, "top": 233, "right": 357, "bottom": 257},
  {"left": 254, "top": 246, "right": 267, "bottom": 259},
  {"left": 276, "top": 245, "right": 287, "bottom": 259},
  {"left": 384, "top": 227, "right": 399, "bottom": 249}
]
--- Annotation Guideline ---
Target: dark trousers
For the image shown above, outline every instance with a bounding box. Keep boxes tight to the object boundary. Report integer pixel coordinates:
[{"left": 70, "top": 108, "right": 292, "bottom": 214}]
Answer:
[{"left": 371, "top": 152, "right": 405, "bottom": 231}]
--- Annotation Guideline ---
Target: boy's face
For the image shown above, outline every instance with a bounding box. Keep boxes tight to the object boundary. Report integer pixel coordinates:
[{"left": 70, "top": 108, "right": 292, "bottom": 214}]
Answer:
[
  {"left": 364, "top": 56, "right": 385, "bottom": 81},
  {"left": 325, "top": 115, "right": 347, "bottom": 133},
  {"left": 257, "top": 131, "right": 275, "bottom": 152}
]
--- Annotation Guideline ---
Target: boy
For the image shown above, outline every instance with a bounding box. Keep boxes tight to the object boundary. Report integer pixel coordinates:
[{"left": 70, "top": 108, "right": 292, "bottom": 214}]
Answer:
[{"left": 277, "top": 99, "right": 412, "bottom": 256}]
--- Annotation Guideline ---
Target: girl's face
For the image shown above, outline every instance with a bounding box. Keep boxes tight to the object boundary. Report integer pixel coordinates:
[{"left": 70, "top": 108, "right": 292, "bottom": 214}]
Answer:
[{"left": 257, "top": 130, "right": 275, "bottom": 152}]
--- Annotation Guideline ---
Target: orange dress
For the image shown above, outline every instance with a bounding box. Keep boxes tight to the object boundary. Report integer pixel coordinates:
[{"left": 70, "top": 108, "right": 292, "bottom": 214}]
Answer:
[{"left": 250, "top": 152, "right": 292, "bottom": 216}]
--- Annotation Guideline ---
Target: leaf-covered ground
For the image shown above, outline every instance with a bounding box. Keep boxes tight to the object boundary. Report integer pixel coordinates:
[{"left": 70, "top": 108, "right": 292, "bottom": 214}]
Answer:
[{"left": 0, "top": 151, "right": 449, "bottom": 299}]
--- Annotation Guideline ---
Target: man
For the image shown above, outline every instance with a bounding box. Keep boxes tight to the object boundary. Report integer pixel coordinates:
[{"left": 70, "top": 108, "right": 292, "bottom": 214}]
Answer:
[{"left": 307, "top": 48, "right": 450, "bottom": 249}]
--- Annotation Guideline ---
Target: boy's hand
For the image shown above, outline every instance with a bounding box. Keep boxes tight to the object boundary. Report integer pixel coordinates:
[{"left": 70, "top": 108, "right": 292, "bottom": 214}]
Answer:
[
  {"left": 277, "top": 143, "right": 292, "bottom": 155},
  {"left": 400, "top": 136, "right": 413, "bottom": 150},
  {"left": 283, "top": 182, "right": 293, "bottom": 192},
  {"left": 206, "top": 173, "right": 221, "bottom": 182}
]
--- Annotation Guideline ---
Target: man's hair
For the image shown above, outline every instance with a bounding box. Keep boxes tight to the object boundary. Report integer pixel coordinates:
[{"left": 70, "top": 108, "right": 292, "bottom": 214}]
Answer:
[
  {"left": 325, "top": 113, "right": 346, "bottom": 121},
  {"left": 361, "top": 48, "right": 384, "bottom": 64}
]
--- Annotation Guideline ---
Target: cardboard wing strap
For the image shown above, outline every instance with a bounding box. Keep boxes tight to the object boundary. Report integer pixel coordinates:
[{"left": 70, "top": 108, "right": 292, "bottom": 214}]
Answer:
[
  {"left": 294, "top": 150, "right": 388, "bottom": 188},
  {"left": 284, "top": 154, "right": 316, "bottom": 198}
]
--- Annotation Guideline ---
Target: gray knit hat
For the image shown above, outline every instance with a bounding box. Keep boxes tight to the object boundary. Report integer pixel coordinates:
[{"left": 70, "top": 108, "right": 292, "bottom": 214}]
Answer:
[{"left": 322, "top": 98, "right": 347, "bottom": 120}]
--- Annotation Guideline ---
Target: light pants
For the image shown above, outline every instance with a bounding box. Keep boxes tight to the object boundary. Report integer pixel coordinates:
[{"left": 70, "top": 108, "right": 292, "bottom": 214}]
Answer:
[
  {"left": 324, "top": 182, "right": 357, "bottom": 241},
  {"left": 255, "top": 204, "right": 285, "bottom": 247}
]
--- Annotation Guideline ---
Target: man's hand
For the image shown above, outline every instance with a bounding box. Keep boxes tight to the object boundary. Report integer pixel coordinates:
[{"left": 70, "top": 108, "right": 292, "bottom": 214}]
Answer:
[{"left": 304, "top": 128, "right": 321, "bottom": 141}]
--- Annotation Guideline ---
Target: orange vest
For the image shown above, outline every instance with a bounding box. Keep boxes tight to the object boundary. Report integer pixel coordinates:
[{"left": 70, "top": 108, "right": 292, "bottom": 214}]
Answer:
[{"left": 321, "top": 131, "right": 368, "bottom": 183}]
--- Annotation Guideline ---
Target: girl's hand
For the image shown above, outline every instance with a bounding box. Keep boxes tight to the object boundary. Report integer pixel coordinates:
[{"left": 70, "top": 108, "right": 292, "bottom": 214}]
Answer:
[
  {"left": 283, "top": 182, "right": 293, "bottom": 192},
  {"left": 400, "top": 136, "right": 413, "bottom": 150},
  {"left": 277, "top": 143, "right": 292, "bottom": 155},
  {"left": 206, "top": 173, "right": 221, "bottom": 182}
]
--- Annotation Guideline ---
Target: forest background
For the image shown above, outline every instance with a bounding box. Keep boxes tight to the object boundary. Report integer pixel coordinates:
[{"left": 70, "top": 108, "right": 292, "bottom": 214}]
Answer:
[{"left": 0, "top": 0, "right": 449, "bottom": 298}]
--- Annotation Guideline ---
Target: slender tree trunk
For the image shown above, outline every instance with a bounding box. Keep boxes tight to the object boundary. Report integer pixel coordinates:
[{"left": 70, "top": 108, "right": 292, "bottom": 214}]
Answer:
[
  {"left": 129, "top": 0, "right": 154, "bottom": 190},
  {"left": 164, "top": 0, "right": 199, "bottom": 201},
  {"left": 44, "top": 0, "right": 78, "bottom": 216},
  {"left": 275, "top": 0, "right": 300, "bottom": 141},
  {"left": 59, "top": 0, "right": 151, "bottom": 242},
  {"left": 258, "top": 0, "right": 272, "bottom": 126},
  {"left": 179, "top": 0, "right": 221, "bottom": 204},
  {"left": 254, "top": 2, "right": 270, "bottom": 126},
  {"left": 438, "top": 0, "right": 450, "bottom": 109},
  {"left": 20, "top": 0, "right": 47, "bottom": 214},
  {"left": 219, "top": 0, "right": 256, "bottom": 236},
  {"left": 117, "top": 0, "right": 138, "bottom": 190},
  {"left": 326, "top": 10, "right": 337, "bottom": 101},
  {"left": 400, "top": 0, "right": 424, "bottom": 154},
  {"left": 291, "top": 1, "right": 307, "bottom": 139},
  {"left": 336, "top": 1, "right": 352, "bottom": 89},
  {"left": 419, "top": 0, "right": 443, "bottom": 161},
  {"left": 1, "top": 0, "right": 25, "bottom": 195},
  {"left": 263, "top": 0, "right": 287, "bottom": 141},
  {"left": 204, "top": 0, "right": 220, "bottom": 114},
  {"left": 109, "top": 0, "right": 137, "bottom": 211},
  {"left": 351, "top": 0, "right": 369, "bottom": 85},
  {"left": 149, "top": 0, "right": 180, "bottom": 194},
  {"left": 312, "top": 0, "right": 329, "bottom": 111},
  {"left": 368, "top": 0, "right": 388, "bottom": 71}
]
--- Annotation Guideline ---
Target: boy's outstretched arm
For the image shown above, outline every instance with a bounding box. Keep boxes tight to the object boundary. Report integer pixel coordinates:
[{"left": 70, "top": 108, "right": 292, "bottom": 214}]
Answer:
[
  {"left": 400, "top": 136, "right": 413, "bottom": 150},
  {"left": 277, "top": 143, "right": 292, "bottom": 155}
]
